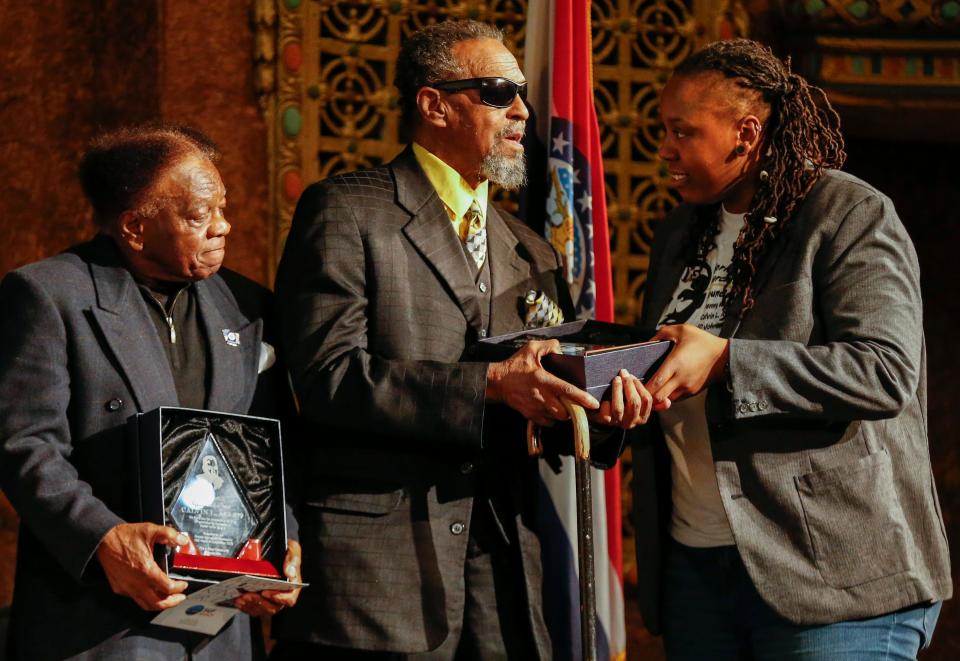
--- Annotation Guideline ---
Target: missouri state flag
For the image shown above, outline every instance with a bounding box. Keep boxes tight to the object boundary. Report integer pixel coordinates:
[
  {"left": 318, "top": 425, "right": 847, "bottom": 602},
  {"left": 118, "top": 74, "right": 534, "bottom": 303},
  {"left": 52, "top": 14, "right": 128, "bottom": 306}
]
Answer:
[{"left": 522, "top": 1, "right": 625, "bottom": 659}]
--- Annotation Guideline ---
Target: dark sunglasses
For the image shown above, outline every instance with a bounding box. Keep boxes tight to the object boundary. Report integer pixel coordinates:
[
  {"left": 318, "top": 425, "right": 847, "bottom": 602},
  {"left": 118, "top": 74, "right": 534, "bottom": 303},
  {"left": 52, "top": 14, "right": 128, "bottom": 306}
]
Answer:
[{"left": 429, "top": 77, "right": 528, "bottom": 108}]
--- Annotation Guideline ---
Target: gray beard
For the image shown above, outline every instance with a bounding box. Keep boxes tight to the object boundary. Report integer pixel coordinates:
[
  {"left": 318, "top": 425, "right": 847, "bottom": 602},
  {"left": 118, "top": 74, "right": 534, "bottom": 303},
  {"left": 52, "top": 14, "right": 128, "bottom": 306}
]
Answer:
[{"left": 480, "top": 143, "right": 527, "bottom": 191}]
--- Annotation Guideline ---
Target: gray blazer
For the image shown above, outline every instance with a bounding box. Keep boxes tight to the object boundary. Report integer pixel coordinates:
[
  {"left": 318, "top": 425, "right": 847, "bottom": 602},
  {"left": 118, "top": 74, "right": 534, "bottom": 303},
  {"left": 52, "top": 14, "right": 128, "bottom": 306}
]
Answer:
[
  {"left": 272, "top": 148, "right": 616, "bottom": 655},
  {"left": 0, "top": 235, "right": 288, "bottom": 660},
  {"left": 632, "top": 170, "right": 952, "bottom": 633}
]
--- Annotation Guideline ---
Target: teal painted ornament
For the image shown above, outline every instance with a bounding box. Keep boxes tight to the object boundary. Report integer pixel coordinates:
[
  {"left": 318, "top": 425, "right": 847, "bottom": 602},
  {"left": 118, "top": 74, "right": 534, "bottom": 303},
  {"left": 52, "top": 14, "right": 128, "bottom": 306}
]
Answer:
[
  {"left": 944, "top": 1, "right": 960, "bottom": 19},
  {"left": 848, "top": 0, "right": 870, "bottom": 18},
  {"left": 283, "top": 107, "right": 302, "bottom": 137}
]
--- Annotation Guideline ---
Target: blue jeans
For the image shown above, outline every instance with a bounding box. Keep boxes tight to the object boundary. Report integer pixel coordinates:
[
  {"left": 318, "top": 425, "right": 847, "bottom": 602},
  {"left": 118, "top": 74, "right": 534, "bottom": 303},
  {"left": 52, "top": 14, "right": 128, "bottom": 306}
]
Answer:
[{"left": 663, "top": 540, "right": 941, "bottom": 660}]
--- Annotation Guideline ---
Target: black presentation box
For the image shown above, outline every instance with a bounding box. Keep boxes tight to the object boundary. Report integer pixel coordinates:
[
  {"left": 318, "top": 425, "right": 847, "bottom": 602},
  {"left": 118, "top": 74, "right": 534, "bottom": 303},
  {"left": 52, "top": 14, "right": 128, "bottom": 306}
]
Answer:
[
  {"left": 477, "top": 320, "right": 673, "bottom": 401},
  {"left": 128, "top": 407, "right": 288, "bottom": 584}
]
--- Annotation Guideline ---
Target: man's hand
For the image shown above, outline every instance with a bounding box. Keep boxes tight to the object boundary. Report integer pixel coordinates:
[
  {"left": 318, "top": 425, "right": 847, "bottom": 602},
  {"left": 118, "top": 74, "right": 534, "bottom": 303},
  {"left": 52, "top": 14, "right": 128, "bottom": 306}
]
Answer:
[
  {"left": 96, "top": 523, "right": 189, "bottom": 611},
  {"left": 234, "top": 539, "right": 302, "bottom": 617},
  {"left": 646, "top": 324, "right": 729, "bottom": 405},
  {"left": 587, "top": 369, "right": 654, "bottom": 429},
  {"left": 486, "top": 339, "right": 599, "bottom": 426}
]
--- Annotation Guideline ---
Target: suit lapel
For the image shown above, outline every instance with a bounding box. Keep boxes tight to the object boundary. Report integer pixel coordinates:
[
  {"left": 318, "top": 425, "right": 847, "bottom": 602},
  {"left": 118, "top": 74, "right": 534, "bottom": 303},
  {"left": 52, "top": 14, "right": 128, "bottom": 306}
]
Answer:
[
  {"left": 642, "top": 211, "right": 690, "bottom": 330},
  {"left": 394, "top": 148, "right": 484, "bottom": 334},
  {"left": 647, "top": 206, "right": 796, "bottom": 338},
  {"left": 719, "top": 216, "right": 797, "bottom": 338},
  {"left": 196, "top": 278, "right": 260, "bottom": 413},
  {"left": 486, "top": 208, "right": 532, "bottom": 336},
  {"left": 88, "top": 259, "right": 179, "bottom": 412}
]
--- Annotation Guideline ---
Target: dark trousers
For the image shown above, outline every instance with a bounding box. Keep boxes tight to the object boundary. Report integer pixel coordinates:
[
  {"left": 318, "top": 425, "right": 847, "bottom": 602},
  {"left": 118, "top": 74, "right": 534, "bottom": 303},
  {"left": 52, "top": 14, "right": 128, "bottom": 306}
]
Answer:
[{"left": 271, "top": 498, "right": 540, "bottom": 661}]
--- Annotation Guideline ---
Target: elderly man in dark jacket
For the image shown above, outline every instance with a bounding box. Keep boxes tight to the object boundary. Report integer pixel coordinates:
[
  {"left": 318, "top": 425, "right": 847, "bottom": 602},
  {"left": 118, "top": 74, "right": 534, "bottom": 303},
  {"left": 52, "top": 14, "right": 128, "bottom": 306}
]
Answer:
[{"left": 0, "top": 125, "right": 300, "bottom": 660}]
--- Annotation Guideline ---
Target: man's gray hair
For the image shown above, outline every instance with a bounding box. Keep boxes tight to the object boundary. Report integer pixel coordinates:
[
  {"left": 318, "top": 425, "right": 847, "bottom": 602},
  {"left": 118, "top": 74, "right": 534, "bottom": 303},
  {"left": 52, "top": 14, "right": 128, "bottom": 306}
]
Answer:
[
  {"left": 79, "top": 124, "right": 220, "bottom": 229},
  {"left": 395, "top": 20, "right": 503, "bottom": 137}
]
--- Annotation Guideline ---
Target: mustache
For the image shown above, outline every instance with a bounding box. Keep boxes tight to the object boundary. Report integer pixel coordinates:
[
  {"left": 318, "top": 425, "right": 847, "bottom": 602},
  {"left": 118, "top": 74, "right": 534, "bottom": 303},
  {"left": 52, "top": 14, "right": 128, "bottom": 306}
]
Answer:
[{"left": 495, "top": 122, "right": 526, "bottom": 139}]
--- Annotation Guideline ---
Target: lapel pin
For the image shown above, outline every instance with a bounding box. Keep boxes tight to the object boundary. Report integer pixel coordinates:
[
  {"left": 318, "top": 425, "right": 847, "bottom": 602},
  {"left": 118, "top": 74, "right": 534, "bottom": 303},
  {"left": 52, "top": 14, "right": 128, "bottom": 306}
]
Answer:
[{"left": 222, "top": 329, "right": 240, "bottom": 347}]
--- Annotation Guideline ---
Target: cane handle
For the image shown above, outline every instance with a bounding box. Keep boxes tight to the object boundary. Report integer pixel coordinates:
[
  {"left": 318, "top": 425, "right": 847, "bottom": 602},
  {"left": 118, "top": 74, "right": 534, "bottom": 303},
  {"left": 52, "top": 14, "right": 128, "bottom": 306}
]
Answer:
[
  {"left": 525, "top": 399, "right": 590, "bottom": 461},
  {"left": 526, "top": 420, "right": 543, "bottom": 456}
]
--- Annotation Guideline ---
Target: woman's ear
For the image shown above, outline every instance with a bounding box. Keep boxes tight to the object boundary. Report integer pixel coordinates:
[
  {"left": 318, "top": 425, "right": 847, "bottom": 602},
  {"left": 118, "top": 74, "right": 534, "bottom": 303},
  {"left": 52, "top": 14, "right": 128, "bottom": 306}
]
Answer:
[
  {"left": 736, "top": 115, "right": 763, "bottom": 155},
  {"left": 416, "top": 87, "right": 448, "bottom": 128}
]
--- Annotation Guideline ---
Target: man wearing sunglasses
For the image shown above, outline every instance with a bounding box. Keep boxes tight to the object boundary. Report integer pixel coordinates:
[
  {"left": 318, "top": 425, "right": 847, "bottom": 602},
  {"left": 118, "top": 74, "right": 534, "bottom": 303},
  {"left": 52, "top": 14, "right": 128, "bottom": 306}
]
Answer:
[{"left": 273, "top": 19, "right": 650, "bottom": 660}]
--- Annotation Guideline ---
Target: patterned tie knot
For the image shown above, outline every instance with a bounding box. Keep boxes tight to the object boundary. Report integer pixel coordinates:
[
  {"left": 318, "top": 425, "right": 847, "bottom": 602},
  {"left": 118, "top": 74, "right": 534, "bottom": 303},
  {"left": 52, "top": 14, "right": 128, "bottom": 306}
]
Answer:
[{"left": 463, "top": 199, "right": 486, "bottom": 269}]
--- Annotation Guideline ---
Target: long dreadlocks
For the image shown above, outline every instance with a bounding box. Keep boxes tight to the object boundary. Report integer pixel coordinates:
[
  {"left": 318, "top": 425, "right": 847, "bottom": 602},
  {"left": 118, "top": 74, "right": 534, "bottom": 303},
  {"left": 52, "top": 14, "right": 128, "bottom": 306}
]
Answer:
[{"left": 673, "top": 39, "right": 846, "bottom": 316}]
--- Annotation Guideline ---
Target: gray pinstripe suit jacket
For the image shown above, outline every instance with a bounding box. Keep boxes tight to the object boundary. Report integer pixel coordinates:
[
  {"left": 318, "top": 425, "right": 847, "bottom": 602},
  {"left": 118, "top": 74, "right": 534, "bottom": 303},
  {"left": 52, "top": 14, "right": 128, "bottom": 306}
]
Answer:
[
  {"left": 273, "top": 148, "right": 589, "bottom": 655},
  {"left": 631, "top": 170, "right": 952, "bottom": 634}
]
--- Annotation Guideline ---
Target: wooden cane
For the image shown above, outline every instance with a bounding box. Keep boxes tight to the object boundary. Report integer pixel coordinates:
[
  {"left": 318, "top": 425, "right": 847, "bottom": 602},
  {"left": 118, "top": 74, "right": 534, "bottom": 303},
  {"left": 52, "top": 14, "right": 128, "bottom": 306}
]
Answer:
[{"left": 526, "top": 401, "right": 597, "bottom": 661}]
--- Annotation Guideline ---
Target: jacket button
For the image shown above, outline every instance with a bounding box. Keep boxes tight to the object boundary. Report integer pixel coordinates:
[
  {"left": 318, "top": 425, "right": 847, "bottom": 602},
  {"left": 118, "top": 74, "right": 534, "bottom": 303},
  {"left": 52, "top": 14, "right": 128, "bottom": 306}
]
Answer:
[
  {"left": 478, "top": 330, "right": 487, "bottom": 339},
  {"left": 450, "top": 522, "right": 465, "bottom": 535},
  {"left": 106, "top": 398, "right": 123, "bottom": 412},
  {"left": 748, "top": 402, "right": 758, "bottom": 412},
  {"left": 738, "top": 403, "right": 748, "bottom": 414},
  {"left": 758, "top": 401, "right": 768, "bottom": 411},
  {"left": 479, "top": 282, "right": 488, "bottom": 293},
  {"left": 460, "top": 462, "right": 474, "bottom": 475}
]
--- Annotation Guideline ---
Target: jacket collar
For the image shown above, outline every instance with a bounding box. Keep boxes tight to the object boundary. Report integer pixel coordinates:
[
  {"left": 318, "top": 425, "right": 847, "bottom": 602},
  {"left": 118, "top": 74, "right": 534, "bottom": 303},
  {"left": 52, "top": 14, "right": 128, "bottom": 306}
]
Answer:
[
  {"left": 86, "top": 235, "right": 256, "bottom": 412},
  {"left": 643, "top": 205, "right": 796, "bottom": 338},
  {"left": 87, "top": 235, "right": 180, "bottom": 411},
  {"left": 393, "top": 147, "right": 485, "bottom": 334}
]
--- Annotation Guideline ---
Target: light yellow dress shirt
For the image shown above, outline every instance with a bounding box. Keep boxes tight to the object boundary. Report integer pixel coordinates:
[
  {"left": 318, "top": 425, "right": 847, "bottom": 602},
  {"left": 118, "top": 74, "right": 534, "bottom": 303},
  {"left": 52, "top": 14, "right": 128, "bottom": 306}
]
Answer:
[{"left": 412, "top": 142, "right": 488, "bottom": 242}]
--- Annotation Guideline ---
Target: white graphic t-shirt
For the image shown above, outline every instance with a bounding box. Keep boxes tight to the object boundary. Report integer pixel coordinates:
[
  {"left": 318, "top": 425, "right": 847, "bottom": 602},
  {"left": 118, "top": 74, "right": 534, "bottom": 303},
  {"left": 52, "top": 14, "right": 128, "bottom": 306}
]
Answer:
[{"left": 658, "top": 206, "right": 745, "bottom": 548}]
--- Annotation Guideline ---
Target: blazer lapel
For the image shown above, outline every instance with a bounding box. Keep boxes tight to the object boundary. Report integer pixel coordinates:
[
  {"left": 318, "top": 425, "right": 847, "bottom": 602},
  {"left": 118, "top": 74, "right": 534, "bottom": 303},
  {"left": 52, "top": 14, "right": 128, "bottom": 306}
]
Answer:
[
  {"left": 486, "top": 207, "right": 531, "bottom": 336},
  {"left": 642, "top": 211, "right": 690, "bottom": 330},
  {"left": 719, "top": 216, "right": 797, "bottom": 338},
  {"left": 88, "top": 258, "right": 179, "bottom": 412},
  {"left": 393, "top": 148, "right": 484, "bottom": 334},
  {"left": 196, "top": 278, "right": 261, "bottom": 413}
]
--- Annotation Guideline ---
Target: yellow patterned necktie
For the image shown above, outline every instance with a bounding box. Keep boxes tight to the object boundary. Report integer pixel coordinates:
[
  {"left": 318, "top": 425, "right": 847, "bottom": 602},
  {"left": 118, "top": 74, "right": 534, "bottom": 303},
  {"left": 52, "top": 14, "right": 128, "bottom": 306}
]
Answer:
[{"left": 462, "top": 199, "right": 487, "bottom": 269}]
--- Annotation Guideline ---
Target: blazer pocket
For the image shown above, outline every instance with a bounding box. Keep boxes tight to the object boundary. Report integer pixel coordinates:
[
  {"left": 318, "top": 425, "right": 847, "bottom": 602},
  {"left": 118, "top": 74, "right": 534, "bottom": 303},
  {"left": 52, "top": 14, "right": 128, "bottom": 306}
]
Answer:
[
  {"left": 304, "top": 480, "right": 406, "bottom": 516},
  {"left": 795, "top": 448, "right": 912, "bottom": 589}
]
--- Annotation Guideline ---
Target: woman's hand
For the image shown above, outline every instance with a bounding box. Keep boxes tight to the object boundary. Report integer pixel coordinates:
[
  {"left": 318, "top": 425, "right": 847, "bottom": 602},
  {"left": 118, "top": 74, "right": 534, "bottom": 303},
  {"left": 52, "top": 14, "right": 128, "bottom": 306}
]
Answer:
[
  {"left": 646, "top": 324, "right": 729, "bottom": 406},
  {"left": 587, "top": 369, "right": 655, "bottom": 429}
]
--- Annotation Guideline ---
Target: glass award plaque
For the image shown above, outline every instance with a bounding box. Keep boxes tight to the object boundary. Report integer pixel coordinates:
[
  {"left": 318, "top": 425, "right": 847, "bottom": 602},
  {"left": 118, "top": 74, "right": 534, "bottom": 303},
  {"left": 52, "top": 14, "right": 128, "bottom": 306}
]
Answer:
[
  {"left": 169, "top": 433, "right": 259, "bottom": 558},
  {"left": 130, "top": 407, "right": 287, "bottom": 583}
]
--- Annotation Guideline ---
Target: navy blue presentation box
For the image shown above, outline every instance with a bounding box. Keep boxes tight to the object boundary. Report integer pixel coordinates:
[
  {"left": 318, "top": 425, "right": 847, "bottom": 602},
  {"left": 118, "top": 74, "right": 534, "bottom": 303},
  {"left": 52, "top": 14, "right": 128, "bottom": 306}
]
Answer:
[{"left": 478, "top": 320, "right": 673, "bottom": 401}]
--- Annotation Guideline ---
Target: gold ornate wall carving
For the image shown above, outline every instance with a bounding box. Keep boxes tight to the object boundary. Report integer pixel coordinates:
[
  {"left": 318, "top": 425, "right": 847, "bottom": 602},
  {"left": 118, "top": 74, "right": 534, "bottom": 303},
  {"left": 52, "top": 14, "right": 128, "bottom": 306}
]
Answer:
[
  {"left": 255, "top": 0, "right": 747, "bottom": 584},
  {"left": 256, "top": 0, "right": 744, "bottom": 308}
]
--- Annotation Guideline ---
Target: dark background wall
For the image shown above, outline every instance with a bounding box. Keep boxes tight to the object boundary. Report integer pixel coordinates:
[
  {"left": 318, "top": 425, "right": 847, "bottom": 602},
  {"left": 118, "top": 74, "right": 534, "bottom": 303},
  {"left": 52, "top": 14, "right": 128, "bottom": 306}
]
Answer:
[
  {"left": 0, "top": 0, "right": 270, "bottom": 282},
  {"left": 0, "top": 2, "right": 956, "bottom": 658}
]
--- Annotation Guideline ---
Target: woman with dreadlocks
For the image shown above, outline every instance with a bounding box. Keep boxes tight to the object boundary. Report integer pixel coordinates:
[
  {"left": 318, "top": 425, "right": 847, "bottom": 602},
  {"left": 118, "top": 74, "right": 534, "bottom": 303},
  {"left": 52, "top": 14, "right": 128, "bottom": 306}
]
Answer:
[{"left": 630, "top": 39, "right": 950, "bottom": 659}]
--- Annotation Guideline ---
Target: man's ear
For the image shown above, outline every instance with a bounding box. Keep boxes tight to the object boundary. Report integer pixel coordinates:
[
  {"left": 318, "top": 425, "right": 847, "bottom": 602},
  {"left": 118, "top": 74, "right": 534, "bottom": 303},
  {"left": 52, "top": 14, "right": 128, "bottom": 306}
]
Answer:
[
  {"left": 416, "top": 87, "right": 448, "bottom": 128},
  {"left": 736, "top": 115, "right": 763, "bottom": 155},
  {"left": 118, "top": 210, "right": 145, "bottom": 252}
]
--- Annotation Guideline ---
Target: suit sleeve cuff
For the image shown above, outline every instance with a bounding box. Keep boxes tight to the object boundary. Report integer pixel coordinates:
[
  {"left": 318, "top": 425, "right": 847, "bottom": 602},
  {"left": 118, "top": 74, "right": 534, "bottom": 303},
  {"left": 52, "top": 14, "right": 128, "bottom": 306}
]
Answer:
[{"left": 75, "top": 508, "right": 125, "bottom": 582}]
